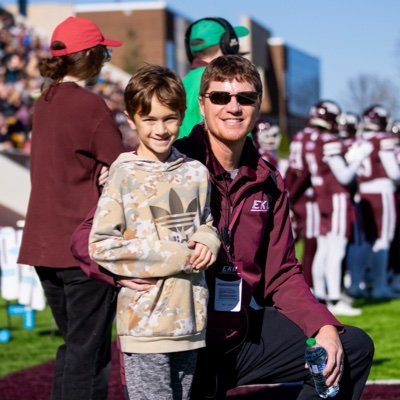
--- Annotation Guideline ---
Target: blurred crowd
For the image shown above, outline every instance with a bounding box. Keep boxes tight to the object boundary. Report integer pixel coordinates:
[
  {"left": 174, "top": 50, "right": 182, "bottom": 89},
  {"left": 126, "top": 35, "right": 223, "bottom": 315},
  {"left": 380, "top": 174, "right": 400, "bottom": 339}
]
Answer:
[{"left": 0, "top": 8, "right": 135, "bottom": 154}]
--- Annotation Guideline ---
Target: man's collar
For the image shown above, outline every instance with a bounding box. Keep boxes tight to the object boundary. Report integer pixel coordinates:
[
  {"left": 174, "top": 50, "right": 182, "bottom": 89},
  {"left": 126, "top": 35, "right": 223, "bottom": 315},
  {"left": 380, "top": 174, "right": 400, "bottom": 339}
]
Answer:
[{"left": 182, "top": 125, "right": 265, "bottom": 182}]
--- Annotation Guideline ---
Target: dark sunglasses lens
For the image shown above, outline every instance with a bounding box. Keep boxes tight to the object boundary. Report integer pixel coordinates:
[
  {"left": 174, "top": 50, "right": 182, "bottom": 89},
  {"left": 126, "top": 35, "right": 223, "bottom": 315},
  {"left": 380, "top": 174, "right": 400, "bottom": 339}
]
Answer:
[
  {"left": 209, "top": 92, "right": 231, "bottom": 105},
  {"left": 237, "top": 92, "right": 258, "bottom": 105}
]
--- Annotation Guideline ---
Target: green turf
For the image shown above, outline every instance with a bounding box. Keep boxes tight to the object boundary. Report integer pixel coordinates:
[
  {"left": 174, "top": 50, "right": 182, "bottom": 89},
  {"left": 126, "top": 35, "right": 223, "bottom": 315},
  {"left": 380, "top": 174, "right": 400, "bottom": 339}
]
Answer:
[
  {"left": 1, "top": 298, "right": 399, "bottom": 380},
  {"left": 293, "top": 240, "right": 400, "bottom": 381},
  {"left": 338, "top": 297, "right": 400, "bottom": 380},
  {"left": 0, "top": 300, "right": 62, "bottom": 376}
]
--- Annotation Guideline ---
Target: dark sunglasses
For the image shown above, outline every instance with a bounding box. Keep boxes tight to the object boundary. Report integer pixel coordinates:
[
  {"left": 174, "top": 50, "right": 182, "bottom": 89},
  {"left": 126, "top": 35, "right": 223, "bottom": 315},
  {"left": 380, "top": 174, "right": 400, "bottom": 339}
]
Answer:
[{"left": 203, "top": 91, "right": 259, "bottom": 106}]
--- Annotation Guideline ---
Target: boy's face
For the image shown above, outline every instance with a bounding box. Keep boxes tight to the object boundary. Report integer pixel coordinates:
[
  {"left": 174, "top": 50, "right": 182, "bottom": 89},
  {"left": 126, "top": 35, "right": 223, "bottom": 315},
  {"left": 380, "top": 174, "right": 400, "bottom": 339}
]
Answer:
[{"left": 130, "top": 95, "right": 182, "bottom": 162}]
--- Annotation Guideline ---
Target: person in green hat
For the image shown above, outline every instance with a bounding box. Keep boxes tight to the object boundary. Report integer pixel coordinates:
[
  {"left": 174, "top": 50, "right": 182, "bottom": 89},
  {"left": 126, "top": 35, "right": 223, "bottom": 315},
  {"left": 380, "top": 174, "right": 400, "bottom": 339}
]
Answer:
[{"left": 179, "top": 17, "right": 249, "bottom": 138}]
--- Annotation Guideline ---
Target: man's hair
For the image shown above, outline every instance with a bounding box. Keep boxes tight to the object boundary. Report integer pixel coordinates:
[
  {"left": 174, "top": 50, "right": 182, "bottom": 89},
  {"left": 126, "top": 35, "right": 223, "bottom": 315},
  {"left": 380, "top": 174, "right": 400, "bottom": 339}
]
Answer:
[
  {"left": 191, "top": 44, "right": 221, "bottom": 61},
  {"left": 200, "top": 55, "right": 262, "bottom": 97},
  {"left": 124, "top": 64, "right": 186, "bottom": 118}
]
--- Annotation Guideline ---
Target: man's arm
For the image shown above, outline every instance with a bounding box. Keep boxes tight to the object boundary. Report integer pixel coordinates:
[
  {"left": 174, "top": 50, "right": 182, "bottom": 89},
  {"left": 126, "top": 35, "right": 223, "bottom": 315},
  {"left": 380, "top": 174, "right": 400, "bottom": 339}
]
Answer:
[
  {"left": 71, "top": 207, "right": 157, "bottom": 289},
  {"left": 71, "top": 205, "right": 116, "bottom": 286},
  {"left": 326, "top": 156, "right": 359, "bottom": 185},
  {"left": 285, "top": 166, "right": 312, "bottom": 205},
  {"left": 326, "top": 140, "right": 372, "bottom": 185},
  {"left": 263, "top": 172, "right": 342, "bottom": 337},
  {"left": 379, "top": 150, "right": 400, "bottom": 183}
]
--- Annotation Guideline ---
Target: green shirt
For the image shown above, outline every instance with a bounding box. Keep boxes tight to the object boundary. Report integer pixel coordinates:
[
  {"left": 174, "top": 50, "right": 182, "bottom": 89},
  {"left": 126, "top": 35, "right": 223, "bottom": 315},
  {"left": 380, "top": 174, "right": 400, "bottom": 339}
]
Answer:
[{"left": 179, "top": 66, "right": 206, "bottom": 138}]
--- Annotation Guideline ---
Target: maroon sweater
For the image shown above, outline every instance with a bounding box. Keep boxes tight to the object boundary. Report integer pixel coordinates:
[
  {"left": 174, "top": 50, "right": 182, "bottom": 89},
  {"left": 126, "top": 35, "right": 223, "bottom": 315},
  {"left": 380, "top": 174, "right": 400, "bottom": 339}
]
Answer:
[{"left": 18, "top": 82, "right": 125, "bottom": 267}]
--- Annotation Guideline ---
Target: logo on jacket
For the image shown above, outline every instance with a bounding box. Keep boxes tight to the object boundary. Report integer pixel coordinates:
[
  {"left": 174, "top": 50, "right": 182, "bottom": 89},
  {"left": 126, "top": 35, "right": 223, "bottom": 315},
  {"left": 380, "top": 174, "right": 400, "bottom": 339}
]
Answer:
[
  {"left": 250, "top": 199, "right": 270, "bottom": 212},
  {"left": 150, "top": 188, "right": 198, "bottom": 243}
]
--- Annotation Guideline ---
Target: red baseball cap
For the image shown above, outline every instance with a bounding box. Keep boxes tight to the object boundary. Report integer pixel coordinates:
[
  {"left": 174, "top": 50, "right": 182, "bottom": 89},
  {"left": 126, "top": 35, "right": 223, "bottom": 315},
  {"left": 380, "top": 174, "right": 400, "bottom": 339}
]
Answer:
[{"left": 50, "top": 16, "right": 122, "bottom": 56}]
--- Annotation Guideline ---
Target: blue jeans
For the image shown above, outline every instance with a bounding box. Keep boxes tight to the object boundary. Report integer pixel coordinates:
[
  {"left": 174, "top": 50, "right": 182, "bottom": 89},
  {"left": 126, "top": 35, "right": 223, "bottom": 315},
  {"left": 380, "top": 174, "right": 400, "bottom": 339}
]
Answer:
[{"left": 36, "top": 267, "right": 117, "bottom": 400}]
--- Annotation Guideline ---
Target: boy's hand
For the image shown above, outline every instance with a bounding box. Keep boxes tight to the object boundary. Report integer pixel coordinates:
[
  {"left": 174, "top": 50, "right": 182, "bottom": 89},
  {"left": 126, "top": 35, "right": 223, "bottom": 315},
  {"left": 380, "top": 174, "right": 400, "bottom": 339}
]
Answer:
[{"left": 187, "top": 240, "right": 216, "bottom": 271}]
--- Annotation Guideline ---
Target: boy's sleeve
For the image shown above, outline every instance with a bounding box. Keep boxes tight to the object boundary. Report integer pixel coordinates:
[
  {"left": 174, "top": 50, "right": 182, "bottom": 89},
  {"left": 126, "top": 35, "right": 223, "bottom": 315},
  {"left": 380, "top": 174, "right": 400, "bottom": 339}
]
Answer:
[
  {"left": 89, "top": 165, "right": 194, "bottom": 278},
  {"left": 189, "top": 169, "right": 221, "bottom": 258}
]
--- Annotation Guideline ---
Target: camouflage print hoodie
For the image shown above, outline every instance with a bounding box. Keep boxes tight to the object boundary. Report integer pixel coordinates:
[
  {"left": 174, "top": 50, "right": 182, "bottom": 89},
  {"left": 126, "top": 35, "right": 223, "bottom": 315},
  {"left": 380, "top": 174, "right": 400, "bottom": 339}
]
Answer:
[{"left": 89, "top": 147, "right": 220, "bottom": 354}]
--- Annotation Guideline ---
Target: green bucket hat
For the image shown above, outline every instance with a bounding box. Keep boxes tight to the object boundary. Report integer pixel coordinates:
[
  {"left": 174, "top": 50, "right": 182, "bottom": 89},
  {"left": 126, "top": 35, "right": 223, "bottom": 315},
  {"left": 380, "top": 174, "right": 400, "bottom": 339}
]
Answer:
[{"left": 189, "top": 19, "right": 249, "bottom": 52}]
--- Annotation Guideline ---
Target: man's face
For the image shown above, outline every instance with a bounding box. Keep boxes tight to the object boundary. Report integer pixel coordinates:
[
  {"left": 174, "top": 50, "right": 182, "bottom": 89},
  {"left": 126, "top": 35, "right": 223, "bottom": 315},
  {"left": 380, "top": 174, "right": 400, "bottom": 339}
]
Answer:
[{"left": 199, "top": 79, "right": 260, "bottom": 144}]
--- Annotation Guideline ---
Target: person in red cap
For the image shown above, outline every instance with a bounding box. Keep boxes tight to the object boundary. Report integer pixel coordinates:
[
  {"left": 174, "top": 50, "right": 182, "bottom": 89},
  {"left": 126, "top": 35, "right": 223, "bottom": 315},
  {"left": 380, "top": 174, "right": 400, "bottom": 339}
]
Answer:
[{"left": 18, "top": 16, "right": 125, "bottom": 400}]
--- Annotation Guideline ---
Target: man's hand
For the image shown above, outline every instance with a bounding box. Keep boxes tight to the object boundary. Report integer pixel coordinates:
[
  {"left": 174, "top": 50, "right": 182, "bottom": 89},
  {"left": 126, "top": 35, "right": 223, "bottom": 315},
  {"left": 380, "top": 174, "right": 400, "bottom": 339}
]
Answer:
[
  {"left": 115, "top": 276, "right": 157, "bottom": 291},
  {"left": 313, "top": 325, "right": 344, "bottom": 387}
]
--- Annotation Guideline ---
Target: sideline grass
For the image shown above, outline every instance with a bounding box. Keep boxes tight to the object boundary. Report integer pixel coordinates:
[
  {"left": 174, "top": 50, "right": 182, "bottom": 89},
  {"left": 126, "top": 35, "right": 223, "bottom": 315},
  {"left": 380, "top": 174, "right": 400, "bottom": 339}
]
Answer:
[
  {"left": 294, "top": 240, "right": 400, "bottom": 380},
  {"left": 1, "top": 298, "right": 399, "bottom": 380},
  {"left": 338, "top": 297, "right": 400, "bottom": 380},
  {"left": 0, "top": 300, "right": 62, "bottom": 376}
]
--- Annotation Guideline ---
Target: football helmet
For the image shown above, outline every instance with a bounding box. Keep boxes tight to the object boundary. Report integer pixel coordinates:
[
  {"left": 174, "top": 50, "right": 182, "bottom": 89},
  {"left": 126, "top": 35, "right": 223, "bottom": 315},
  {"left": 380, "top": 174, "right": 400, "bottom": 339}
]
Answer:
[
  {"left": 389, "top": 119, "right": 400, "bottom": 136},
  {"left": 362, "top": 104, "right": 389, "bottom": 132},
  {"left": 308, "top": 100, "right": 341, "bottom": 132},
  {"left": 337, "top": 112, "right": 360, "bottom": 139},
  {"left": 252, "top": 118, "right": 281, "bottom": 151}
]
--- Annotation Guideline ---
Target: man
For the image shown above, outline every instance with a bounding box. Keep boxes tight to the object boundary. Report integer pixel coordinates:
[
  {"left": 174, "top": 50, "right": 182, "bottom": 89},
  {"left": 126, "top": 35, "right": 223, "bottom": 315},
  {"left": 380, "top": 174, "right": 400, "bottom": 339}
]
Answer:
[
  {"left": 174, "top": 56, "right": 373, "bottom": 399},
  {"left": 285, "top": 121, "right": 320, "bottom": 288},
  {"left": 251, "top": 117, "right": 284, "bottom": 171},
  {"left": 178, "top": 17, "right": 249, "bottom": 138},
  {"left": 73, "top": 55, "right": 374, "bottom": 399},
  {"left": 356, "top": 105, "right": 400, "bottom": 299},
  {"left": 337, "top": 112, "right": 370, "bottom": 299},
  {"left": 301, "top": 101, "right": 370, "bottom": 316}
]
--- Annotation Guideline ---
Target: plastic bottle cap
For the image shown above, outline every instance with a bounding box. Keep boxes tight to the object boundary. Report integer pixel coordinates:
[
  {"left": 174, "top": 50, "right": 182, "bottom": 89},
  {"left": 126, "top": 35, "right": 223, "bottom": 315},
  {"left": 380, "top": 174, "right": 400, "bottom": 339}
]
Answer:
[{"left": 306, "top": 337, "right": 316, "bottom": 346}]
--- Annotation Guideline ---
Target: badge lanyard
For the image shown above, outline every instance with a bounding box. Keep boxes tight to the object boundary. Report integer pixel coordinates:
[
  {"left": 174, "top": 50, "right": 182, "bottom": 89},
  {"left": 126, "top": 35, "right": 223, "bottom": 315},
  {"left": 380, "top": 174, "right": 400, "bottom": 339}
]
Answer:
[
  {"left": 220, "top": 197, "right": 246, "bottom": 262},
  {"left": 215, "top": 197, "right": 246, "bottom": 312}
]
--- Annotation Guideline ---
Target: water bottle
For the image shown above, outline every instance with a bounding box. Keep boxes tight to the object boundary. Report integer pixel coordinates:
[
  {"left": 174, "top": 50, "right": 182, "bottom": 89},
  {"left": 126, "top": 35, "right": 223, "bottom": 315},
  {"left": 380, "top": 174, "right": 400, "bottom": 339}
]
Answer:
[{"left": 305, "top": 337, "right": 339, "bottom": 398}]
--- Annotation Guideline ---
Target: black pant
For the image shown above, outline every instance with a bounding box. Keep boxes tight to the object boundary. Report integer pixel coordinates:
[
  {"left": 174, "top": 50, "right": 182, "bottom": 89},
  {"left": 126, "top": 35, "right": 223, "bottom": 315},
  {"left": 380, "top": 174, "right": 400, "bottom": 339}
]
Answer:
[
  {"left": 36, "top": 267, "right": 117, "bottom": 400},
  {"left": 192, "top": 307, "right": 374, "bottom": 400}
]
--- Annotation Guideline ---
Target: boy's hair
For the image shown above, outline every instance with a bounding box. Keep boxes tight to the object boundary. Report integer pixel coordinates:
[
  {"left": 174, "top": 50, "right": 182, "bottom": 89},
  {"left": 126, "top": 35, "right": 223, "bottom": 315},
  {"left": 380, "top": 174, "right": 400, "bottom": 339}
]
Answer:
[
  {"left": 200, "top": 55, "right": 262, "bottom": 99},
  {"left": 124, "top": 64, "right": 186, "bottom": 118}
]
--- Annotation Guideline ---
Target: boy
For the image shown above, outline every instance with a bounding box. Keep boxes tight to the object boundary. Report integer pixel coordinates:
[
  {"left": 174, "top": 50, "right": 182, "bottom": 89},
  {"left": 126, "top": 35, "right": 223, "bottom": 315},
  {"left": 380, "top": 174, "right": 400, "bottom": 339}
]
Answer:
[{"left": 88, "top": 64, "right": 220, "bottom": 400}]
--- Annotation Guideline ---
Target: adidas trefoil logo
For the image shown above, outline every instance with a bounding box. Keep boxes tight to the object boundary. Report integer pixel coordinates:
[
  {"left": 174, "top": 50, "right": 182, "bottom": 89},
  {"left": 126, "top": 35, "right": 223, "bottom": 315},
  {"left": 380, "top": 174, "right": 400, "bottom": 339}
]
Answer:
[{"left": 150, "top": 188, "right": 199, "bottom": 243}]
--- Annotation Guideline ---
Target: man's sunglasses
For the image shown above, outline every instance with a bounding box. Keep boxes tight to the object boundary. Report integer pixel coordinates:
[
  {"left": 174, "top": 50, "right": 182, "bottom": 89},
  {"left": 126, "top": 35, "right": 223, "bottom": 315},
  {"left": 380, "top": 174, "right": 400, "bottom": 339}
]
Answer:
[{"left": 202, "top": 91, "right": 259, "bottom": 106}]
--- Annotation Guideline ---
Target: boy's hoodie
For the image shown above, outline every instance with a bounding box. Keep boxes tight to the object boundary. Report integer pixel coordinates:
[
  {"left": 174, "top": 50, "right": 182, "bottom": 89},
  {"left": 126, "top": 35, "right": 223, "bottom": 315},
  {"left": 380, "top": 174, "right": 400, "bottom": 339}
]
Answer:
[{"left": 89, "top": 147, "right": 220, "bottom": 353}]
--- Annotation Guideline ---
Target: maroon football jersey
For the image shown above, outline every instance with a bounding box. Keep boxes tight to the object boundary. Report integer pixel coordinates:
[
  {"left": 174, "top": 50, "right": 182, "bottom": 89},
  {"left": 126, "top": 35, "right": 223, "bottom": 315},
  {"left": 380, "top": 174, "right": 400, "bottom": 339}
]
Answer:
[
  {"left": 304, "top": 131, "right": 353, "bottom": 237},
  {"left": 357, "top": 131, "right": 397, "bottom": 242},
  {"left": 357, "top": 131, "right": 397, "bottom": 184},
  {"left": 286, "top": 127, "right": 319, "bottom": 238}
]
